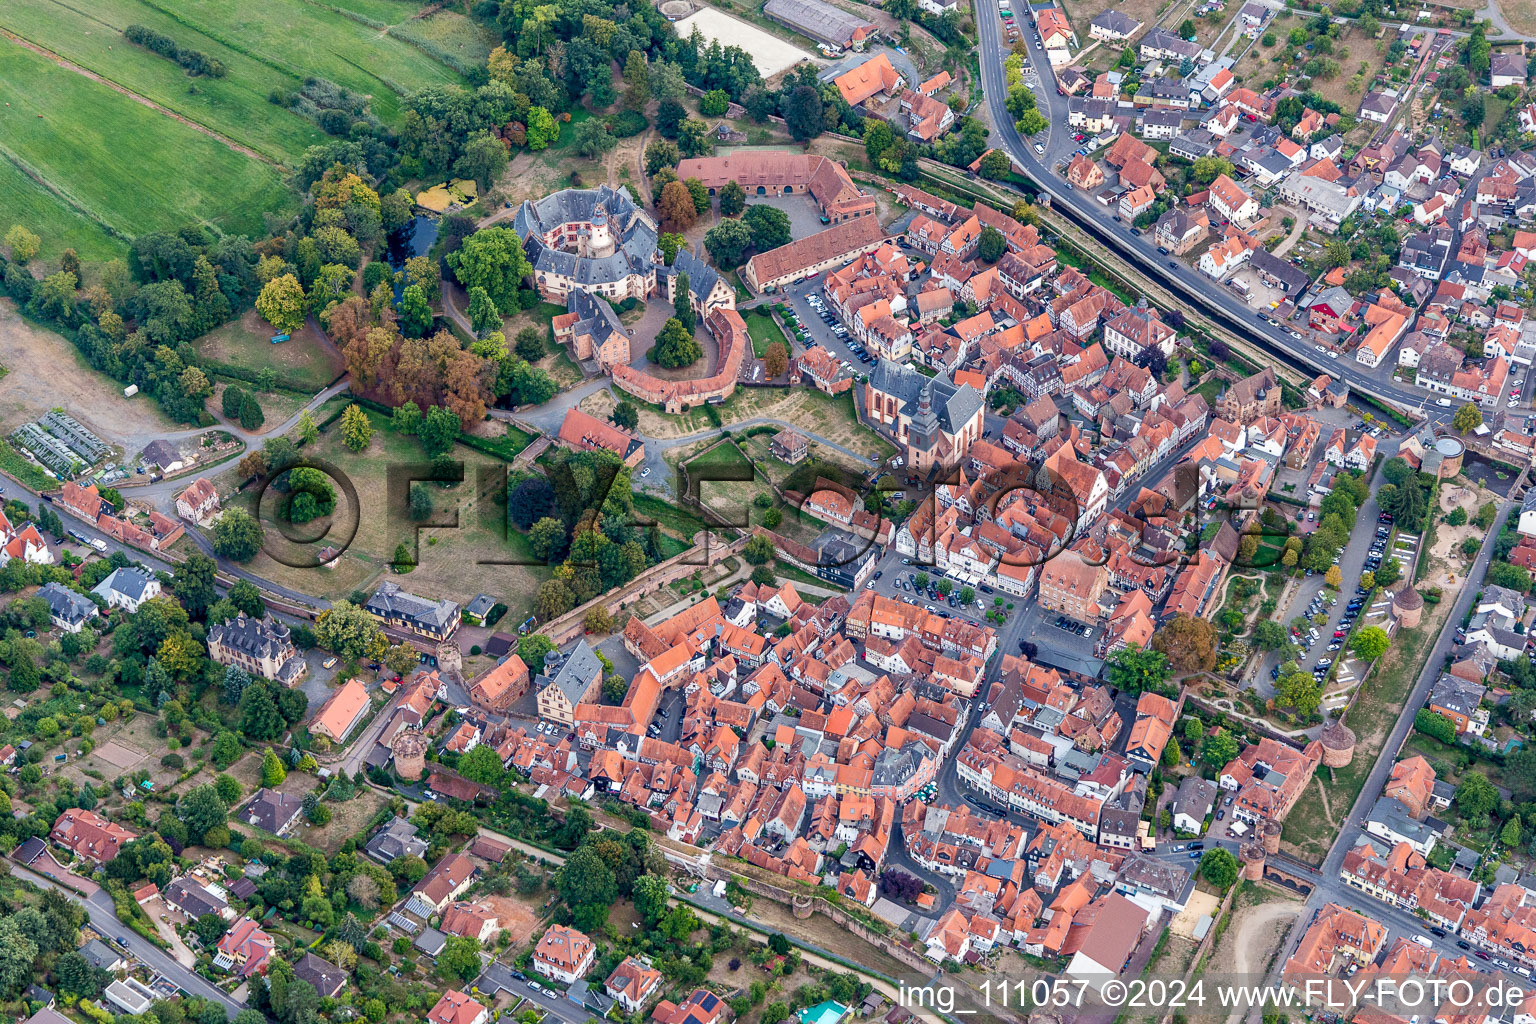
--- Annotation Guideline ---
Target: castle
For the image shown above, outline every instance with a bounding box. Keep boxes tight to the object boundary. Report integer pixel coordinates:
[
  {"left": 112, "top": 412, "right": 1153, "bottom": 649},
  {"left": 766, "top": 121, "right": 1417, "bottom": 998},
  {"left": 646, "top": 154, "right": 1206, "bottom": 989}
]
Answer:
[{"left": 511, "top": 185, "right": 743, "bottom": 412}]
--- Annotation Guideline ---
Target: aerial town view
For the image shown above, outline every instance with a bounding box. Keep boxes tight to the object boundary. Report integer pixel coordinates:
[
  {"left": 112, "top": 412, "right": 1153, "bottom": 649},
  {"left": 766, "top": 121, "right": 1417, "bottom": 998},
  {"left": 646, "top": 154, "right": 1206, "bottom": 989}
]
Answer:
[{"left": 16, "top": 0, "right": 1536, "bottom": 1019}]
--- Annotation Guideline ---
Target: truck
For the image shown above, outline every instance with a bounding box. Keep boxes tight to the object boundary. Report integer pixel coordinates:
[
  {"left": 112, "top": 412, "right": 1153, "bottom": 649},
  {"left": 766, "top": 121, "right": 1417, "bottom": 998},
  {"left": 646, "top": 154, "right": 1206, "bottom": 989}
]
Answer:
[
  {"left": 712, "top": 880, "right": 727, "bottom": 898},
  {"left": 90, "top": 538, "right": 107, "bottom": 553}
]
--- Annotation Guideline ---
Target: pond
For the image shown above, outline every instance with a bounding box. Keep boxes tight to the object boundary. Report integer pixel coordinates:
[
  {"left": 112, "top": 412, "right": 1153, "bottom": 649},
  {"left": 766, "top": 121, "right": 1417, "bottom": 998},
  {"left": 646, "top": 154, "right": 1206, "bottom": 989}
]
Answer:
[{"left": 385, "top": 215, "right": 439, "bottom": 273}]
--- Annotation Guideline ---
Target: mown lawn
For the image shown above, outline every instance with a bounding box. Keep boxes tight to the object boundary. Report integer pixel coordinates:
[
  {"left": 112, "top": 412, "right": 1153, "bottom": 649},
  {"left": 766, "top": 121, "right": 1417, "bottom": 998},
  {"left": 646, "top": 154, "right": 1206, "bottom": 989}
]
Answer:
[
  {"left": 197, "top": 311, "right": 345, "bottom": 392},
  {"left": 1, "top": 0, "right": 324, "bottom": 163},
  {"left": 741, "top": 309, "right": 789, "bottom": 358},
  {"left": 0, "top": 42, "right": 295, "bottom": 239}
]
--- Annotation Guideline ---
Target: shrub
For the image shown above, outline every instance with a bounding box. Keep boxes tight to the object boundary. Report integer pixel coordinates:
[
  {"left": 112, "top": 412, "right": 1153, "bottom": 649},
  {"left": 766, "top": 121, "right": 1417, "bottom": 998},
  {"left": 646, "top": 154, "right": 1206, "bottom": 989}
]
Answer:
[
  {"left": 123, "top": 25, "right": 226, "bottom": 76},
  {"left": 605, "top": 110, "right": 648, "bottom": 138}
]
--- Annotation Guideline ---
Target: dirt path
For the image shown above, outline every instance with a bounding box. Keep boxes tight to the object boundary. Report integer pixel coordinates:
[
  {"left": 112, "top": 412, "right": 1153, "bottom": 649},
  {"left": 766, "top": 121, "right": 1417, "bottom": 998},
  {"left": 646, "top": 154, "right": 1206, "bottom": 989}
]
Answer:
[
  {"left": 1271, "top": 206, "right": 1311, "bottom": 257},
  {"left": 0, "top": 29, "right": 280, "bottom": 167},
  {"left": 1312, "top": 775, "right": 1337, "bottom": 827},
  {"left": 1224, "top": 901, "right": 1304, "bottom": 1024}
]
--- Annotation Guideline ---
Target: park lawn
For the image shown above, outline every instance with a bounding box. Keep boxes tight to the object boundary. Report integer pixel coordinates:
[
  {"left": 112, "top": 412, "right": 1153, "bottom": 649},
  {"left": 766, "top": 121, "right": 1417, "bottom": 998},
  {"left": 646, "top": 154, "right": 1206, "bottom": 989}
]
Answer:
[
  {"left": 681, "top": 439, "right": 775, "bottom": 531},
  {"left": 741, "top": 309, "right": 789, "bottom": 358},
  {"left": 197, "top": 310, "right": 346, "bottom": 392},
  {"left": 0, "top": 155, "right": 126, "bottom": 263},
  {"left": 2, "top": 0, "right": 324, "bottom": 163},
  {"left": 209, "top": 380, "right": 308, "bottom": 433},
  {"left": 465, "top": 421, "right": 537, "bottom": 460},
  {"left": 685, "top": 439, "right": 753, "bottom": 468},
  {"left": 0, "top": 43, "right": 295, "bottom": 240},
  {"left": 139, "top": 0, "right": 467, "bottom": 124},
  {"left": 223, "top": 409, "right": 549, "bottom": 617}
]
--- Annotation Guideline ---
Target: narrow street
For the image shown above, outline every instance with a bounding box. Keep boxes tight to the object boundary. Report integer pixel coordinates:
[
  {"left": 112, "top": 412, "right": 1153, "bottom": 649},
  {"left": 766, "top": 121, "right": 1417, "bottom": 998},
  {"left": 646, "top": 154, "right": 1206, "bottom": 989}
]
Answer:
[{"left": 9, "top": 862, "right": 246, "bottom": 1017}]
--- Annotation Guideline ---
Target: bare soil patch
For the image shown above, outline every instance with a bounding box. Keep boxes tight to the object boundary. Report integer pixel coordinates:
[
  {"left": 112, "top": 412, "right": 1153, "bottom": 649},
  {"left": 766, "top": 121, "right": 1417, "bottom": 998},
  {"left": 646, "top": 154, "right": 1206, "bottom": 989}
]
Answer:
[
  {"left": 485, "top": 894, "right": 545, "bottom": 948},
  {"left": 1169, "top": 888, "right": 1221, "bottom": 938},
  {"left": 1501, "top": 0, "right": 1536, "bottom": 34},
  {"left": 94, "top": 740, "right": 148, "bottom": 771},
  {"left": 0, "top": 299, "right": 173, "bottom": 444},
  {"left": 1426, "top": 478, "right": 1499, "bottom": 585},
  {"left": 672, "top": 6, "right": 814, "bottom": 78},
  {"left": 1222, "top": 895, "right": 1303, "bottom": 975}
]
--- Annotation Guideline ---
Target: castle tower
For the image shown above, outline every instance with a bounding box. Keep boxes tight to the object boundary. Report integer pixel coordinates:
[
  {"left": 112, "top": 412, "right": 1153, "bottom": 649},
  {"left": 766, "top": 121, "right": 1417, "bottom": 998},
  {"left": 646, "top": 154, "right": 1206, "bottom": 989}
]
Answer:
[
  {"left": 1391, "top": 586, "right": 1423, "bottom": 629},
  {"left": 391, "top": 730, "right": 427, "bottom": 781},
  {"left": 1240, "top": 843, "right": 1266, "bottom": 882},
  {"left": 587, "top": 205, "right": 616, "bottom": 258},
  {"left": 1261, "top": 820, "right": 1282, "bottom": 855},
  {"left": 1320, "top": 717, "right": 1356, "bottom": 768}
]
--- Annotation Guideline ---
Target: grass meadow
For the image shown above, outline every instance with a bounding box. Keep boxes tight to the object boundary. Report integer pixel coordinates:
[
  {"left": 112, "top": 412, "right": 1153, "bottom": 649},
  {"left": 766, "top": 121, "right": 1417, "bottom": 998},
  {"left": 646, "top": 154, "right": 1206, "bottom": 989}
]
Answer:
[
  {"left": 0, "top": 43, "right": 295, "bottom": 240},
  {"left": 128, "top": 0, "right": 466, "bottom": 123},
  {"left": 1, "top": 0, "right": 325, "bottom": 162},
  {"left": 0, "top": 0, "right": 480, "bottom": 263}
]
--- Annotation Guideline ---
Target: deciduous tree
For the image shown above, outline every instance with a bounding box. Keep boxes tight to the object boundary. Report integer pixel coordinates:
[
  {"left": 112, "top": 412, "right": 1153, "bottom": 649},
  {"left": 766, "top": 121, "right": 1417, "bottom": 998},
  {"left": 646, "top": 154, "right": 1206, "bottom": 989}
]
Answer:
[
  {"left": 256, "top": 274, "right": 306, "bottom": 334},
  {"left": 213, "top": 509, "right": 264, "bottom": 561},
  {"left": 1150, "top": 615, "right": 1219, "bottom": 673}
]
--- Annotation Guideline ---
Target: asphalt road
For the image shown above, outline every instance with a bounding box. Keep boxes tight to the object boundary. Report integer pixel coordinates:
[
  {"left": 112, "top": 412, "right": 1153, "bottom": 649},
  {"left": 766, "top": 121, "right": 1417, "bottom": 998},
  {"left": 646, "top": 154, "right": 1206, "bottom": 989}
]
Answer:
[
  {"left": 11, "top": 862, "right": 245, "bottom": 1017},
  {"left": 973, "top": 3, "right": 1454, "bottom": 426}
]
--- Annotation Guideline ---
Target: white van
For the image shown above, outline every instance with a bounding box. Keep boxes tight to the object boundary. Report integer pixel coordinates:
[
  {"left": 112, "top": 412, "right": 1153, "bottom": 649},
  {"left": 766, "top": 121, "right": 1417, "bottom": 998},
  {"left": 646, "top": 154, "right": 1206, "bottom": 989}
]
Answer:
[{"left": 1412, "top": 935, "right": 1434, "bottom": 948}]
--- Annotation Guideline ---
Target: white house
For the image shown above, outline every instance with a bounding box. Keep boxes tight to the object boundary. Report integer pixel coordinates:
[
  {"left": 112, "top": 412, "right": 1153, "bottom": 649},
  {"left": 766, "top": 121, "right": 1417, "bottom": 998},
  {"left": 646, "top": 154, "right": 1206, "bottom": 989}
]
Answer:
[
  {"left": 1519, "top": 490, "right": 1536, "bottom": 538},
  {"left": 91, "top": 567, "right": 161, "bottom": 613}
]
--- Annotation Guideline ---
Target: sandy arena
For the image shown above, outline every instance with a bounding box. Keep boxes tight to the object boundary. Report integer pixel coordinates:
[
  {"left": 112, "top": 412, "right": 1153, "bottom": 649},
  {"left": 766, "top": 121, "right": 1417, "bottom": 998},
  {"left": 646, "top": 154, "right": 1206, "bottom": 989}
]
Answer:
[{"left": 672, "top": 6, "right": 815, "bottom": 78}]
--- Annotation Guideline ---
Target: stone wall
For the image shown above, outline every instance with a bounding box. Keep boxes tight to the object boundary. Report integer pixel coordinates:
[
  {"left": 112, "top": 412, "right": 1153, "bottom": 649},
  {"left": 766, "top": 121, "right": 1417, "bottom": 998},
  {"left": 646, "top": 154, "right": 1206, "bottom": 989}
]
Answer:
[
  {"left": 537, "top": 531, "right": 749, "bottom": 646},
  {"left": 711, "top": 866, "right": 937, "bottom": 974}
]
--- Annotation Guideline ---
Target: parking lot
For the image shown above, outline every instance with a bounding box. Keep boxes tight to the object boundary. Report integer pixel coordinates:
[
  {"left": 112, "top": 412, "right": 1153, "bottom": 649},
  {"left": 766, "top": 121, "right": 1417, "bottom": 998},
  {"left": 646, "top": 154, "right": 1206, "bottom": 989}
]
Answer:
[
  {"left": 779, "top": 279, "right": 878, "bottom": 371},
  {"left": 802, "top": 291, "right": 882, "bottom": 369},
  {"left": 1262, "top": 511, "right": 1396, "bottom": 693},
  {"left": 1010, "top": 599, "right": 1104, "bottom": 676},
  {"left": 774, "top": 231, "right": 922, "bottom": 371}
]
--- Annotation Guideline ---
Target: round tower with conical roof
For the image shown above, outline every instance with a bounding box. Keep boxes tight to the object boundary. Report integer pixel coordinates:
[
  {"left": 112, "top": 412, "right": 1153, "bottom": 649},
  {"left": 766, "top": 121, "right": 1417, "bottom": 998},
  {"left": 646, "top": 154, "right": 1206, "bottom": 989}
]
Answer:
[
  {"left": 1320, "top": 717, "right": 1356, "bottom": 768},
  {"left": 1392, "top": 585, "right": 1423, "bottom": 629}
]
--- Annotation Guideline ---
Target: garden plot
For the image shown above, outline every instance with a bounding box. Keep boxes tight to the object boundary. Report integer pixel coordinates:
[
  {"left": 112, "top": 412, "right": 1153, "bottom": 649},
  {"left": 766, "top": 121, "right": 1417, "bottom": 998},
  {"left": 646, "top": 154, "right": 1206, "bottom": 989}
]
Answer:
[{"left": 94, "top": 740, "right": 149, "bottom": 771}]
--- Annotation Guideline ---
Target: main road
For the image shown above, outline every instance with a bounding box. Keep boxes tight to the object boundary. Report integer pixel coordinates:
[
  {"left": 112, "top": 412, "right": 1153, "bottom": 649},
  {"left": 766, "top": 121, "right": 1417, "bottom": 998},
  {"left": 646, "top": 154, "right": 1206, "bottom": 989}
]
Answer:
[{"left": 970, "top": 4, "right": 1448, "bottom": 425}]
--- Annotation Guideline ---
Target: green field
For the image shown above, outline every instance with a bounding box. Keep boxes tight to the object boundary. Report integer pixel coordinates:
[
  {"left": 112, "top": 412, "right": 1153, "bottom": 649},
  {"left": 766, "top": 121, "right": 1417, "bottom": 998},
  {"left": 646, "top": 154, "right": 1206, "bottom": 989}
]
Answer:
[
  {"left": 741, "top": 309, "right": 790, "bottom": 358},
  {"left": 389, "top": 10, "right": 499, "bottom": 73},
  {"left": 196, "top": 312, "right": 346, "bottom": 391},
  {"left": 0, "top": 42, "right": 295, "bottom": 240},
  {"left": 128, "top": 0, "right": 466, "bottom": 123},
  {"left": 0, "top": 156, "right": 126, "bottom": 262},
  {"left": 1, "top": 0, "right": 324, "bottom": 163},
  {"left": 313, "top": 0, "right": 426, "bottom": 23}
]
